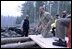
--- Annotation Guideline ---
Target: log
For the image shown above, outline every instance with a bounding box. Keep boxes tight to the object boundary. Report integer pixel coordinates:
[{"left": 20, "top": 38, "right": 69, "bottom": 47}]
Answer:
[
  {"left": 1, "top": 37, "right": 32, "bottom": 45},
  {"left": 1, "top": 41, "right": 36, "bottom": 48}
]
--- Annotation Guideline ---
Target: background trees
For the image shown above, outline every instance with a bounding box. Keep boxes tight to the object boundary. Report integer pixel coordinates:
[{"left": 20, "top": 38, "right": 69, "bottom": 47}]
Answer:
[{"left": 16, "top": 1, "right": 71, "bottom": 25}]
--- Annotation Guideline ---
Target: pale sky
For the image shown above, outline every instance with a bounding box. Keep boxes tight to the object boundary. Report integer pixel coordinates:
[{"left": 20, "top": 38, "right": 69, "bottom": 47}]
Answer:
[{"left": 1, "top": 1, "right": 25, "bottom": 17}]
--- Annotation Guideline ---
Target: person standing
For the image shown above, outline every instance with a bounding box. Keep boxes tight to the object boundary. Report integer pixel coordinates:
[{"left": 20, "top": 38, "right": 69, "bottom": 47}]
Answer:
[
  {"left": 51, "top": 14, "right": 60, "bottom": 37},
  {"left": 22, "top": 15, "right": 29, "bottom": 37},
  {"left": 53, "top": 11, "right": 71, "bottom": 47},
  {"left": 35, "top": 6, "right": 53, "bottom": 37}
]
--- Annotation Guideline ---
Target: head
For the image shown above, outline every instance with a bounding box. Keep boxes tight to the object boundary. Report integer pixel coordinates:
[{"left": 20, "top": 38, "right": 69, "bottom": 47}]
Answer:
[
  {"left": 39, "top": 6, "right": 45, "bottom": 14},
  {"left": 62, "top": 11, "right": 67, "bottom": 17},
  {"left": 56, "top": 14, "right": 59, "bottom": 19},
  {"left": 26, "top": 15, "right": 29, "bottom": 20}
]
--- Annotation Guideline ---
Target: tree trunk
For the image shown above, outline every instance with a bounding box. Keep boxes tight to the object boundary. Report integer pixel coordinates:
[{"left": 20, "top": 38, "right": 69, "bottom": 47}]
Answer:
[
  {"left": 1, "top": 41, "right": 36, "bottom": 48},
  {"left": 1, "top": 37, "right": 32, "bottom": 45}
]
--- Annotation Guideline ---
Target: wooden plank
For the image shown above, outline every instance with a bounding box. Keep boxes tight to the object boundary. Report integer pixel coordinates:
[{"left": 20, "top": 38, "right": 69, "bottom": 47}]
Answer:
[{"left": 29, "top": 35, "right": 68, "bottom": 48}]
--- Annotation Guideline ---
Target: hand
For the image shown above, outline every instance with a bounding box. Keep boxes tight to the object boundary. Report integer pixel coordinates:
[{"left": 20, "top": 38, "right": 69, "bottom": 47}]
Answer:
[
  {"left": 43, "top": 25, "right": 48, "bottom": 30},
  {"left": 36, "top": 26, "right": 40, "bottom": 32},
  {"left": 35, "top": 27, "right": 38, "bottom": 32},
  {"left": 21, "top": 28, "right": 23, "bottom": 32}
]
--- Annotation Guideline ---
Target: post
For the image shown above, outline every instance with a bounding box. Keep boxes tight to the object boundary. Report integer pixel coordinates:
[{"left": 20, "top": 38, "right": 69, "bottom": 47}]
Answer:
[
  {"left": 50, "top": 4, "right": 51, "bottom": 15},
  {"left": 49, "top": 1, "right": 54, "bottom": 15},
  {"left": 57, "top": 1, "right": 60, "bottom": 14}
]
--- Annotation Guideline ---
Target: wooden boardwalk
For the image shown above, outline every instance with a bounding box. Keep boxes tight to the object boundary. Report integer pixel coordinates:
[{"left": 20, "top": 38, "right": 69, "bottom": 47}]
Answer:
[{"left": 29, "top": 34, "right": 68, "bottom": 48}]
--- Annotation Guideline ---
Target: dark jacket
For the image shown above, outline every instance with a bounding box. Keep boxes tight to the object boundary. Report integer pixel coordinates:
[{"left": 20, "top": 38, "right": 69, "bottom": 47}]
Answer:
[{"left": 22, "top": 19, "right": 29, "bottom": 30}]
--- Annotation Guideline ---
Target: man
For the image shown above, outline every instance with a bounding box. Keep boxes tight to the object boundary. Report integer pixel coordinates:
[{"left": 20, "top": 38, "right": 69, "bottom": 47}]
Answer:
[
  {"left": 35, "top": 6, "right": 53, "bottom": 38},
  {"left": 51, "top": 14, "right": 60, "bottom": 37},
  {"left": 22, "top": 15, "right": 29, "bottom": 37},
  {"left": 61, "top": 11, "right": 67, "bottom": 18},
  {"left": 53, "top": 11, "right": 71, "bottom": 47}
]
